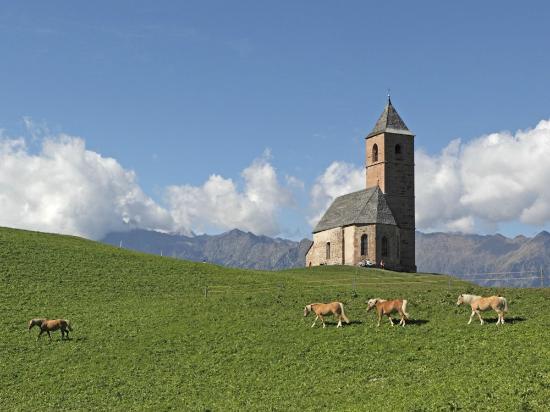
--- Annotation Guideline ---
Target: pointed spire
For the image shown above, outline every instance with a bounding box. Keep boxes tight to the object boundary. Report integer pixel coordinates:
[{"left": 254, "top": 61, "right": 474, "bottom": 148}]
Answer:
[{"left": 367, "top": 96, "right": 413, "bottom": 138}]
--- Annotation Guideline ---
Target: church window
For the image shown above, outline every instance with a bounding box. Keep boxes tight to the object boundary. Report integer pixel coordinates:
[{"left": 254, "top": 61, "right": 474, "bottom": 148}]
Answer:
[
  {"left": 395, "top": 144, "right": 401, "bottom": 155},
  {"left": 382, "top": 236, "right": 388, "bottom": 257},
  {"left": 360, "top": 234, "right": 368, "bottom": 256},
  {"left": 326, "top": 242, "right": 331, "bottom": 260},
  {"left": 373, "top": 144, "right": 378, "bottom": 162}
]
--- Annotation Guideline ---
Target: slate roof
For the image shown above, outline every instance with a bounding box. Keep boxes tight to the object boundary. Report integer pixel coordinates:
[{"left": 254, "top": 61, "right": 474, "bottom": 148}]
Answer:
[
  {"left": 367, "top": 97, "right": 414, "bottom": 138},
  {"left": 313, "top": 187, "right": 397, "bottom": 233}
]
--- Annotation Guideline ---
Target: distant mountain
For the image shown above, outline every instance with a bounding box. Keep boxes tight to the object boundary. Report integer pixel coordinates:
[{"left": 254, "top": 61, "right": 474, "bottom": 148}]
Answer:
[
  {"left": 416, "top": 231, "right": 550, "bottom": 287},
  {"left": 102, "top": 229, "right": 313, "bottom": 270},
  {"left": 101, "top": 229, "right": 549, "bottom": 287}
]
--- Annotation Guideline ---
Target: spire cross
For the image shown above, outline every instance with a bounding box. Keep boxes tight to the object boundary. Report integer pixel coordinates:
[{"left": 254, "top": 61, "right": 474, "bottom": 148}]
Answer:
[{"left": 387, "top": 88, "right": 391, "bottom": 104}]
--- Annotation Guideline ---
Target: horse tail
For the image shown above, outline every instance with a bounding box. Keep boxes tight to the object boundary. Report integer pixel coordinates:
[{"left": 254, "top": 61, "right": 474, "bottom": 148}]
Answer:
[
  {"left": 501, "top": 297, "right": 508, "bottom": 313},
  {"left": 401, "top": 300, "right": 410, "bottom": 319},
  {"left": 338, "top": 302, "right": 350, "bottom": 324},
  {"left": 65, "top": 320, "right": 73, "bottom": 331}
]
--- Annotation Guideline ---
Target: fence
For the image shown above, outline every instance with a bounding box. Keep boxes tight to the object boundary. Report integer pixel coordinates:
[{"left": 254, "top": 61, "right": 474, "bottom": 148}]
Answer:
[{"left": 454, "top": 268, "right": 546, "bottom": 288}]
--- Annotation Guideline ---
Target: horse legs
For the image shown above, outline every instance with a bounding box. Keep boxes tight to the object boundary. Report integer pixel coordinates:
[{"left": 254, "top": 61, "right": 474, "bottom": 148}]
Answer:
[
  {"left": 496, "top": 311, "right": 504, "bottom": 325},
  {"left": 387, "top": 314, "right": 394, "bottom": 326},
  {"left": 47, "top": 330, "right": 52, "bottom": 340},
  {"left": 37, "top": 329, "right": 44, "bottom": 340},
  {"left": 398, "top": 310, "right": 406, "bottom": 327},
  {"left": 475, "top": 310, "right": 484, "bottom": 325},
  {"left": 376, "top": 312, "right": 382, "bottom": 327},
  {"left": 468, "top": 311, "right": 476, "bottom": 325},
  {"left": 337, "top": 317, "right": 342, "bottom": 328},
  {"left": 311, "top": 315, "right": 318, "bottom": 328},
  {"left": 320, "top": 315, "right": 326, "bottom": 328}
]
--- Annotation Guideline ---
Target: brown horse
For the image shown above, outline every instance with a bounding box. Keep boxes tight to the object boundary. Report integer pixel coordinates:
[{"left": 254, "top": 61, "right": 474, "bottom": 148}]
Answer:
[
  {"left": 456, "top": 294, "right": 508, "bottom": 325},
  {"left": 366, "top": 298, "right": 409, "bottom": 327},
  {"left": 28, "top": 318, "right": 72, "bottom": 340},
  {"left": 303, "top": 302, "right": 350, "bottom": 328}
]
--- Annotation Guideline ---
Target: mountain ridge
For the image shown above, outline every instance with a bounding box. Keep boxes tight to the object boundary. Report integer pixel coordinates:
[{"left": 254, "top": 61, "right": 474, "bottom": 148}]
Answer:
[{"left": 101, "top": 228, "right": 549, "bottom": 286}]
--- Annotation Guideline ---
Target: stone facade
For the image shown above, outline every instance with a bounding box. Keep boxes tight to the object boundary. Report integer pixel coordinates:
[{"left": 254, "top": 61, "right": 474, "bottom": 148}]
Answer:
[
  {"left": 307, "top": 98, "right": 416, "bottom": 272},
  {"left": 365, "top": 131, "right": 415, "bottom": 271},
  {"left": 305, "top": 223, "right": 401, "bottom": 268}
]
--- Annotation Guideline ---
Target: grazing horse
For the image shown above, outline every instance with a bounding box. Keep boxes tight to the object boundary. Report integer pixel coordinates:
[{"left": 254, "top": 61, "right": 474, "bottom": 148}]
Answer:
[
  {"left": 456, "top": 294, "right": 508, "bottom": 325},
  {"left": 366, "top": 298, "right": 409, "bottom": 327},
  {"left": 303, "top": 302, "right": 350, "bottom": 328},
  {"left": 28, "top": 318, "right": 72, "bottom": 340}
]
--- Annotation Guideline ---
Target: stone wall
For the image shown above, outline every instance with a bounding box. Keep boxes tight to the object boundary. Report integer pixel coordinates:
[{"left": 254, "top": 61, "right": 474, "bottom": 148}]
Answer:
[
  {"left": 343, "top": 226, "right": 356, "bottom": 265},
  {"left": 350, "top": 225, "right": 376, "bottom": 265},
  {"left": 376, "top": 224, "right": 401, "bottom": 270},
  {"left": 307, "top": 224, "right": 402, "bottom": 268},
  {"left": 365, "top": 133, "right": 386, "bottom": 190},
  {"left": 398, "top": 228, "right": 416, "bottom": 272},
  {"left": 365, "top": 130, "right": 416, "bottom": 271},
  {"left": 305, "top": 227, "right": 343, "bottom": 266}
]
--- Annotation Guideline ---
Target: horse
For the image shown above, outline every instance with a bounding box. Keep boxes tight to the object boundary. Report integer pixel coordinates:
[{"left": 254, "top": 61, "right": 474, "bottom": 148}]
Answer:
[
  {"left": 303, "top": 302, "right": 350, "bottom": 328},
  {"left": 456, "top": 294, "right": 508, "bottom": 325},
  {"left": 366, "top": 298, "right": 409, "bottom": 327},
  {"left": 28, "top": 318, "right": 73, "bottom": 340}
]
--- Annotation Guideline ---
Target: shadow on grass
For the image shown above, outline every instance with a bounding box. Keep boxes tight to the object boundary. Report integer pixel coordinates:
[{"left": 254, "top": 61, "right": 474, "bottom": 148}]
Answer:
[
  {"left": 405, "top": 319, "right": 429, "bottom": 326},
  {"left": 313, "top": 320, "right": 364, "bottom": 327},
  {"left": 481, "top": 316, "right": 526, "bottom": 324}
]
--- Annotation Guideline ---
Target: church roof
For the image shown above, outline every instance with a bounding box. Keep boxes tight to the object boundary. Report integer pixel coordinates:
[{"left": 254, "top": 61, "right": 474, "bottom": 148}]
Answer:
[
  {"left": 313, "top": 186, "right": 397, "bottom": 233},
  {"left": 367, "top": 97, "right": 414, "bottom": 138}
]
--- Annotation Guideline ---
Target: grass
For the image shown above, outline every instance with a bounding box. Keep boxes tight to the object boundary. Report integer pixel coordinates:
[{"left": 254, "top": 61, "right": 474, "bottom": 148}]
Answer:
[{"left": 1, "top": 226, "right": 549, "bottom": 411}]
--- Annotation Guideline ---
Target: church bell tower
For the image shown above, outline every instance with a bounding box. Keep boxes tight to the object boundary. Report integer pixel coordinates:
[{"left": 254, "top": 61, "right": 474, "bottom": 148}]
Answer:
[{"left": 365, "top": 97, "right": 416, "bottom": 271}]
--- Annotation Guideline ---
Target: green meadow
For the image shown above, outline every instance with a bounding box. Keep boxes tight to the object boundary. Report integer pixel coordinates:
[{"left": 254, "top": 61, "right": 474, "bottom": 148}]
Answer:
[{"left": 1, "top": 226, "right": 549, "bottom": 411}]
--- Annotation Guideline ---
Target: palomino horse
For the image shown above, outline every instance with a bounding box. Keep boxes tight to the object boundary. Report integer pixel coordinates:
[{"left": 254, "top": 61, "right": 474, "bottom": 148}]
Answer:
[
  {"left": 366, "top": 298, "right": 409, "bottom": 327},
  {"left": 28, "top": 318, "right": 72, "bottom": 340},
  {"left": 303, "top": 302, "right": 350, "bottom": 328},
  {"left": 456, "top": 294, "right": 508, "bottom": 325}
]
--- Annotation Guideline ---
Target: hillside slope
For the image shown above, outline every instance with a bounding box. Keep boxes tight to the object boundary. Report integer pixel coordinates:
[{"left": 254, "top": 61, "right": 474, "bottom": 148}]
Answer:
[{"left": 1, "top": 227, "right": 549, "bottom": 410}]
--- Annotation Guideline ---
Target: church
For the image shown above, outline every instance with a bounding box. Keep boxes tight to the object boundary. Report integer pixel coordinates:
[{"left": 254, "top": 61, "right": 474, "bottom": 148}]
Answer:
[{"left": 305, "top": 98, "right": 416, "bottom": 272}]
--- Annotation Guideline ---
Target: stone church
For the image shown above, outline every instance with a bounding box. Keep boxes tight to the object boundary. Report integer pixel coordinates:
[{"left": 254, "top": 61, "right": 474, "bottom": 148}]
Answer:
[{"left": 305, "top": 98, "right": 416, "bottom": 272}]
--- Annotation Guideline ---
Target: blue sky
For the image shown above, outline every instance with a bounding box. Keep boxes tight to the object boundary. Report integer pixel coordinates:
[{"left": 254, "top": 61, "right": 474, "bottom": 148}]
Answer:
[{"left": 1, "top": 2, "right": 550, "bottom": 240}]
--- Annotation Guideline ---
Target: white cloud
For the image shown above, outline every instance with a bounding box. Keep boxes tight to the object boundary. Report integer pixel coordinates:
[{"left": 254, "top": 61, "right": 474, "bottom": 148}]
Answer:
[
  {"left": 417, "top": 119, "right": 550, "bottom": 232},
  {"left": 309, "top": 161, "right": 364, "bottom": 226},
  {"left": 166, "top": 154, "right": 294, "bottom": 236},
  {"left": 0, "top": 124, "right": 297, "bottom": 239},
  {"left": 0, "top": 134, "right": 173, "bottom": 239}
]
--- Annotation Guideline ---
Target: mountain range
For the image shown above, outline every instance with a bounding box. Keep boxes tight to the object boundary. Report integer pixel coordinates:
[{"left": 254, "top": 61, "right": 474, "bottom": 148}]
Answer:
[
  {"left": 101, "top": 229, "right": 550, "bottom": 287},
  {"left": 102, "top": 229, "right": 313, "bottom": 271}
]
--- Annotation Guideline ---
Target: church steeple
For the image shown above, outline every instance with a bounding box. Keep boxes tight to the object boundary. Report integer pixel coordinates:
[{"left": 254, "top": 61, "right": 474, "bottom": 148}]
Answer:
[{"left": 367, "top": 98, "right": 413, "bottom": 138}]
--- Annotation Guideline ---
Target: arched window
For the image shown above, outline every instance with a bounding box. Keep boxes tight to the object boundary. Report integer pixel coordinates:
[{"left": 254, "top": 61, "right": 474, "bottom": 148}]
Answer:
[
  {"left": 395, "top": 144, "right": 401, "bottom": 155},
  {"left": 360, "top": 234, "right": 368, "bottom": 256},
  {"left": 382, "top": 236, "right": 388, "bottom": 257},
  {"left": 326, "top": 242, "right": 331, "bottom": 260},
  {"left": 372, "top": 144, "right": 378, "bottom": 162}
]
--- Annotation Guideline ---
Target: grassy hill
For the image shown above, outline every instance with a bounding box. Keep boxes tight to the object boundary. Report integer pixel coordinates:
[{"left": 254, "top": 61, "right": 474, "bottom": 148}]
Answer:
[{"left": 1, "top": 227, "right": 549, "bottom": 411}]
